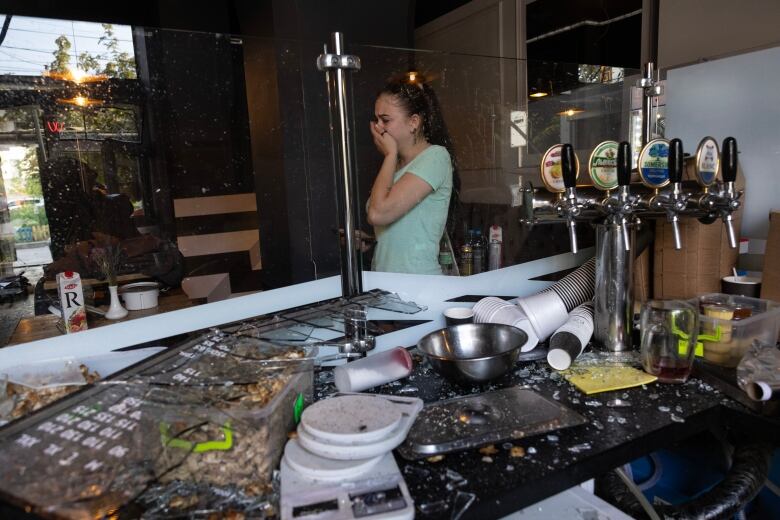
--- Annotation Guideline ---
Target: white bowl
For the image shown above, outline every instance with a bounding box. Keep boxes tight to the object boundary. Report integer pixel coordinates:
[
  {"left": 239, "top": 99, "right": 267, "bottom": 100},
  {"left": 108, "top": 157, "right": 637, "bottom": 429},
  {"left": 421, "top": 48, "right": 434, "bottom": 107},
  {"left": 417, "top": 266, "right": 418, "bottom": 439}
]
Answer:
[{"left": 119, "top": 282, "right": 160, "bottom": 310}]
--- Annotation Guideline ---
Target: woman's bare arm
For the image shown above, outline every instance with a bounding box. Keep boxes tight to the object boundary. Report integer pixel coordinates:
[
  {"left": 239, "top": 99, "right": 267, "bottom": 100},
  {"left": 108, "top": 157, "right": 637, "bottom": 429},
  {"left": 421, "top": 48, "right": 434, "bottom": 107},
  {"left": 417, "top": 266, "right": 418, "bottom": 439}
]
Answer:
[{"left": 367, "top": 123, "right": 433, "bottom": 226}]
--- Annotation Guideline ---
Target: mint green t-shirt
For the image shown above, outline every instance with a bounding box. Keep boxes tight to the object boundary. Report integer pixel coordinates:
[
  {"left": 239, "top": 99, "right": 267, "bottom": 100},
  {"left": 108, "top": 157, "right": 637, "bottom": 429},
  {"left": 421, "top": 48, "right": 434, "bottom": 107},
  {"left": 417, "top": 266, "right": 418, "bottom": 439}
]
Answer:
[{"left": 372, "top": 145, "right": 453, "bottom": 274}]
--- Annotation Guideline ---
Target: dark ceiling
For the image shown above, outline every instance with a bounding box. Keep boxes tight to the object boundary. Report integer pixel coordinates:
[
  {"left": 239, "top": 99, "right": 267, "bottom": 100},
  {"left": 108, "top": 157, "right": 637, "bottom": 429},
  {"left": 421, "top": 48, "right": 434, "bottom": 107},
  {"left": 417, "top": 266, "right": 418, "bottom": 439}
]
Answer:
[
  {"left": 415, "top": 0, "right": 642, "bottom": 69},
  {"left": 0, "top": 0, "right": 643, "bottom": 69}
]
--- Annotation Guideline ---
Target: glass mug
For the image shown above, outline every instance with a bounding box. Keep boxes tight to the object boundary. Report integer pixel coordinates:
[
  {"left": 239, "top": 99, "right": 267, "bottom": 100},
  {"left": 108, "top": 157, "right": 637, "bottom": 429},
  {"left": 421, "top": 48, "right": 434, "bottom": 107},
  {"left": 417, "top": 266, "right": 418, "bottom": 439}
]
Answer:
[
  {"left": 640, "top": 300, "right": 699, "bottom": 383},
  {"left": 343, "top": 306, "right": 375, "bottom": 353}
]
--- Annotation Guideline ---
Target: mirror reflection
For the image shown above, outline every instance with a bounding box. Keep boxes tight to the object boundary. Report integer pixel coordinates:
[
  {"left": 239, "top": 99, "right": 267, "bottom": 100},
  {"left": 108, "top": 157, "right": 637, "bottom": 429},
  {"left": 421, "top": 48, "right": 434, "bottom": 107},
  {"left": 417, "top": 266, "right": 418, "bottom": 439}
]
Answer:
[{"left": 0, "top": 14, "right": 638, "bottom": 347}]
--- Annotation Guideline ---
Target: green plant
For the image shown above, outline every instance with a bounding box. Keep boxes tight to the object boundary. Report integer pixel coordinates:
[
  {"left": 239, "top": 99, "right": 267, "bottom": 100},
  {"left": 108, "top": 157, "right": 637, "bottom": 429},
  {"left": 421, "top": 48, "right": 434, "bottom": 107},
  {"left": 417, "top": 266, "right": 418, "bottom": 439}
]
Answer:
[{"left": 9, "top": 205, "right": 47, "bottom": 228}]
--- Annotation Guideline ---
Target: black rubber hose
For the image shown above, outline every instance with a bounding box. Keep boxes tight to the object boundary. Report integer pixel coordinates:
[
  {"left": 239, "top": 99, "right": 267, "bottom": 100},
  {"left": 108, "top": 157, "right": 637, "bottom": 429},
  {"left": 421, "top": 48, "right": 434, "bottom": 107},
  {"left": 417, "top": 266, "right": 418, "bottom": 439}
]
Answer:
[{"left": 598, "top": 440, "right": 773, "bottom": 520}]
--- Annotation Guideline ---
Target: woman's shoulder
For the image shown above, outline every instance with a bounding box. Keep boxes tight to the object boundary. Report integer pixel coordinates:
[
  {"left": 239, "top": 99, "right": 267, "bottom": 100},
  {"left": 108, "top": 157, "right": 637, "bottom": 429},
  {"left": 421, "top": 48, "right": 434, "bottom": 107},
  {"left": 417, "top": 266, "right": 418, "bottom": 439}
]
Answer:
[
  {"left": 426, "top": 144, "right": 450, "bottom": 159},
  {"left": 419, "top": 145, "right": 451, "bottom": 168}
]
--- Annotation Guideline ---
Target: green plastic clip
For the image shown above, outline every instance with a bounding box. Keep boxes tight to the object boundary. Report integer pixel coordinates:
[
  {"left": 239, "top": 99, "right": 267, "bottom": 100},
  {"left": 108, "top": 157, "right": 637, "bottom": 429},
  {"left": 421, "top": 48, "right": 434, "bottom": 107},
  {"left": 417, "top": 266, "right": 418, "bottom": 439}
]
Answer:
[
  {"left": 159, "top": 421, "right": 233, "bottom": 453},
  {"left": 671, "top": 311, "right": 719, "bottom": 357},
  {"left": 693, "top": 325, "right": 722, "bottom": 357},
  {"left": 293, "top": 393, "right": 304, "bottom": 424}
]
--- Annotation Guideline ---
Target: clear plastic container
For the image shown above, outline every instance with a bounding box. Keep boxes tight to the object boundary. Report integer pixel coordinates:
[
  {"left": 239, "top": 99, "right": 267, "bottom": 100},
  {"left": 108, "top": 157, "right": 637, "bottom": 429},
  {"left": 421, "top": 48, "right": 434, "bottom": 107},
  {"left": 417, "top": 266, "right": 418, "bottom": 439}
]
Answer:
[
  {"left": 152, "top": 362, "right": 314, "bottom": 491},
  {"left": 141, "top": 336, "right": 316, "bottom": 491},
  {"left": 0, "top": 332, "right": 315, "bottom": 518},
  {"left": 690, "top": 293, "right": 780, "bottom": 367}
]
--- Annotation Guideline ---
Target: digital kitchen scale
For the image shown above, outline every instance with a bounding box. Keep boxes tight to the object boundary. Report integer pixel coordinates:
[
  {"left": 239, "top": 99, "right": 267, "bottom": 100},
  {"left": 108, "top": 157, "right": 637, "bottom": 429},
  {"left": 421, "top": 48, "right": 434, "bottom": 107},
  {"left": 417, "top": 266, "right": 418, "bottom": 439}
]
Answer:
[
  {"left": 280, "top": 393, "right": 422, "bottom": 520},
  {"left": 280, "top": 451, "right": 414, "bottom": 520}
]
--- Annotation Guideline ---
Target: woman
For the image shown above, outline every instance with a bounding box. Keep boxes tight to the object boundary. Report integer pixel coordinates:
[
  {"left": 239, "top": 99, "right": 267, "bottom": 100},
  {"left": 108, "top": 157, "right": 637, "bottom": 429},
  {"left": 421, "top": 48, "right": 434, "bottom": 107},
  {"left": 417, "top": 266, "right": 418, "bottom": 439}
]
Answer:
[{"left": 367, "top": 77, "right": 458, "bottom": 274}]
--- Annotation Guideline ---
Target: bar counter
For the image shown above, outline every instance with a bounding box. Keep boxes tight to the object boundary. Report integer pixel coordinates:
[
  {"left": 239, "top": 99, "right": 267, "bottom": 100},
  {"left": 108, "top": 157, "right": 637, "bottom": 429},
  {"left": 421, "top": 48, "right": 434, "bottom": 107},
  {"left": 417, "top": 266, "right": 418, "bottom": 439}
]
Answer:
[
  {"left": 315, "top": 349, "right": 776, "bottom": 519},
  {"left": 0, "top": 251, "right": 776, "bottom": 518}
]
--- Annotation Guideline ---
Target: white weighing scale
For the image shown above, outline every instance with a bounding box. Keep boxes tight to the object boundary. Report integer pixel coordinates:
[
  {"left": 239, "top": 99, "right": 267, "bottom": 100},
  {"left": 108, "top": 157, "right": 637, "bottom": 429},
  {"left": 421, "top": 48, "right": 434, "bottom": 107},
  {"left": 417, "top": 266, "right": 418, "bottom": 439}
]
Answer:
[{"left": 280, "top": 393, "right": 422, "bottom": 520}]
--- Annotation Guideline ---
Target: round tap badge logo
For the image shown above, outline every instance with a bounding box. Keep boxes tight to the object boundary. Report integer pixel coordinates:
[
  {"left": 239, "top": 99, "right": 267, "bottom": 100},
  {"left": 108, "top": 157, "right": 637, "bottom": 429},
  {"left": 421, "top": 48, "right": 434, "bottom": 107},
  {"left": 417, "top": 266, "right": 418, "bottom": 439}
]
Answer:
[
  {"left": 695, "top": 136, "right": 719, "bottom": 187},
  {"left": 588, "top": 141, "right": 619, "bottom": 190},
  {"left": 638, "top": 138, "right": 670, "bottom": 188},
  {"left": 540, "top": 144, "right": 566, "bottom": 193},
  {"left": 540, "top": 144, "right": 579, "bottom": 193}
]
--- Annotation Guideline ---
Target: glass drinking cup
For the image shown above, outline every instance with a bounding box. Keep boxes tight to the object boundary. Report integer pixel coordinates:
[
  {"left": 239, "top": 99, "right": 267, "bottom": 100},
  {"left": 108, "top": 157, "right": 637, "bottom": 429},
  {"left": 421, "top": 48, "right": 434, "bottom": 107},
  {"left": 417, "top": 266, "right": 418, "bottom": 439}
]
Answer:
[
  {"left": 640, "top": 300, "right": 699, "bottom": 383},
  {"left": 343, "top": 306, "right": 375, "bottom": 353}
]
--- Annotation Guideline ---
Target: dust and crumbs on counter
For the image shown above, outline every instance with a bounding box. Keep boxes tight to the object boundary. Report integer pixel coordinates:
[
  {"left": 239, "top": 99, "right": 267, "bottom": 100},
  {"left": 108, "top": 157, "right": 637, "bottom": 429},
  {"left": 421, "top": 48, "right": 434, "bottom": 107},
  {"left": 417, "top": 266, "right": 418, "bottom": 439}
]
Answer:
[{"left": 313, "top": 348, "right": 777, "bottom": 519}]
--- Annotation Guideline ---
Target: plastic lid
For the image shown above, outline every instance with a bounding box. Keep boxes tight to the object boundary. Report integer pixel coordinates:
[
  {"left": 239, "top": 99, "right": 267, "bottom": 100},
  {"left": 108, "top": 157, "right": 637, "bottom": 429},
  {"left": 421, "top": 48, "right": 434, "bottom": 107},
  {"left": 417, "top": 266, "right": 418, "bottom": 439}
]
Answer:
[
  {"left": 300, "top": 395, "right": 403, "bottom": 444},
  {"left": 547, "top": 348, "right": 572, "bottom": 371},
  {"left": 5, "top": 357, "right": 86, "bottom": 389},
  {"left": 64, "top": 271, "right": 74, "bottom": 278}
]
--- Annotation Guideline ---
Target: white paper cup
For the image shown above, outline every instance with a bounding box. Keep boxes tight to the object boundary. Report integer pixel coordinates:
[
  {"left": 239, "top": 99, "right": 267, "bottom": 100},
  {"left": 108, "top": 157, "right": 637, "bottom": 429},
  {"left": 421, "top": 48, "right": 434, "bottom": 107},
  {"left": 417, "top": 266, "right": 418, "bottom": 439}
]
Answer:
[
  {"left": 516, "top": 291, "right": 569, "bottom": 342},
  {"left": 443, "top": 307, "right": 475, "bottom": 326},
  {"left": 334, "top": 347, "right": 413, "bottom": 393},
  {"left": 721, "top": 275, "right": 762, "bottom": 297}
]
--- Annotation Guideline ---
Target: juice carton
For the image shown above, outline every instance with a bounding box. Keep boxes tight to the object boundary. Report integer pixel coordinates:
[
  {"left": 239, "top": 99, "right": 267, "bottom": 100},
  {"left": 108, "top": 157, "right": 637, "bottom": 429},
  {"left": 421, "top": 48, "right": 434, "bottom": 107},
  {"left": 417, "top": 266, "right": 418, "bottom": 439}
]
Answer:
[{"left": 56, "top": 271, "right": 88, "bottom": 333}]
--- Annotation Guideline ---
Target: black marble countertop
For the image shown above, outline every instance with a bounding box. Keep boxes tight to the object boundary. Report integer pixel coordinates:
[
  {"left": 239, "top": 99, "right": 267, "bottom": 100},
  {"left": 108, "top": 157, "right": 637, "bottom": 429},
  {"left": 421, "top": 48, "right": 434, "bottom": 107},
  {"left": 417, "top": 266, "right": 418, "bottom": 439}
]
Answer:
[{"left": 314, "top": 350, "right": 777, "bottom": 519}]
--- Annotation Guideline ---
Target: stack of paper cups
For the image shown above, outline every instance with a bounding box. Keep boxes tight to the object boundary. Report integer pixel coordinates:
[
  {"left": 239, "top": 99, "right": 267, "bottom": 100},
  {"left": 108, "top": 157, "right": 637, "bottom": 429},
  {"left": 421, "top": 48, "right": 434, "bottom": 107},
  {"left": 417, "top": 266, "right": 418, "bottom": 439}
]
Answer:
[
  {"left": 547, "top": 302, "right": 595, "bottom": 371},
  {"left": 473, "top": 297, "right": 519, "bottom": 324},
  {"left": 516, "top": 290, "right": 569, "bottom": 342},
  {"left": 334, "top": 347, "right": 413, "bottom": 392},
  {"left": 472, "top": 297, "right": 539, "bottom": 352}
]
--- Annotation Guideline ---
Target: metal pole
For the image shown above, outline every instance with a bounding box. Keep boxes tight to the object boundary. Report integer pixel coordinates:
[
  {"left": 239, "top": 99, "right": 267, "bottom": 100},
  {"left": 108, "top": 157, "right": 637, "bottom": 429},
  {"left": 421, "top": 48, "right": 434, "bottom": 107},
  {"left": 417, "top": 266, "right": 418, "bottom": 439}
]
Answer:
[
  {"left": 641, "top": 62, "right": 654, "bottom": 146},
  {"left": 640, "top": 0, "right": 660, "bottom": 147},
  {"left": 318, "top": 32, "right": 363, "bottom": 297}
]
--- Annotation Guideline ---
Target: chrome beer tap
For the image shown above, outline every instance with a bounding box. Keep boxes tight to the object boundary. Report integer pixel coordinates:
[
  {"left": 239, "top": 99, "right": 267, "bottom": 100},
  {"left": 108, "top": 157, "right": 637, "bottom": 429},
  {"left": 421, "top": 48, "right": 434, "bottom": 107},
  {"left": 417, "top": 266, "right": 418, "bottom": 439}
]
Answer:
[
  {"left": 696, "top": 137, "right": 741, "bottom": 248},
  {"left": 558, "top": 143, "right": 581, "bottom": 253},
  {"left": 655, "top": 138, "right": 688, "bottom": 249},
  {"left": 716, "top": 137, "right": 742, "bottom": 248},
  {"left": 614, "top": 141, "right": 634, "bottom": 251}
]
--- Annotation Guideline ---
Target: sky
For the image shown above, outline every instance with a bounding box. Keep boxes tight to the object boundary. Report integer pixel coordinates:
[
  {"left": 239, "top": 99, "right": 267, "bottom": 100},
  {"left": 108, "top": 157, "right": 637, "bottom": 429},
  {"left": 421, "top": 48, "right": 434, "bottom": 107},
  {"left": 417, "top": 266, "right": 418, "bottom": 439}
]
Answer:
[
  {"left": 0, "top": 15, "right": 135, "bottom": 76},
  {"left": 0, "top": 17, "right": 135, "bottom": 198}
]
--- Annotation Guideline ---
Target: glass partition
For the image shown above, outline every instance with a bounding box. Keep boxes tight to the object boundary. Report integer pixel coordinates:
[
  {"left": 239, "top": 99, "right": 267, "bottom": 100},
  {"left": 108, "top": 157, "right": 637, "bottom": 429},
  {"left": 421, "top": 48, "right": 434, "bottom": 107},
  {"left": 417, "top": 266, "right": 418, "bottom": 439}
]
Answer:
[
  {"left": 345, "top": 43, "right": 637, "bottom": 269},
  {"left": 0, "top": 15, "right": 638, "bottom": 348}
]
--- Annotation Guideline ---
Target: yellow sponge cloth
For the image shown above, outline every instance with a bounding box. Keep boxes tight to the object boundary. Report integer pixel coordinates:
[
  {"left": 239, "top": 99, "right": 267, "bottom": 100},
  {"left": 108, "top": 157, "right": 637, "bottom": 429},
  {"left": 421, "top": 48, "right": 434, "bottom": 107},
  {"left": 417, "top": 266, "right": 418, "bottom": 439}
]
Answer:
[{"left": 564, "top": 365, "right": 657, "bottom": 395}]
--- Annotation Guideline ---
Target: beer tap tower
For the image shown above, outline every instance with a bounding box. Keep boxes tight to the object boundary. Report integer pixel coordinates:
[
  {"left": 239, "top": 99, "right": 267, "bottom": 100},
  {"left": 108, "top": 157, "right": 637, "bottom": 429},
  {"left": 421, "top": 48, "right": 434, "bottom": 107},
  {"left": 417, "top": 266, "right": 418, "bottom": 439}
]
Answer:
[{"left": 523, "top": 134, "right": 742, "bottom": 351}]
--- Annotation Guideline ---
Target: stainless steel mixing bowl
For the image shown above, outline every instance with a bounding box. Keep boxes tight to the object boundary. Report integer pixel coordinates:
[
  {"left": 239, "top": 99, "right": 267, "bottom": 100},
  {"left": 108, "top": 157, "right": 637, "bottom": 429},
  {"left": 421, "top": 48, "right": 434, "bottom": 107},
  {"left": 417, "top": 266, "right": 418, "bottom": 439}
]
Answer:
[{"left": 416, "top": 323, "right": 528, "bottom": 384}]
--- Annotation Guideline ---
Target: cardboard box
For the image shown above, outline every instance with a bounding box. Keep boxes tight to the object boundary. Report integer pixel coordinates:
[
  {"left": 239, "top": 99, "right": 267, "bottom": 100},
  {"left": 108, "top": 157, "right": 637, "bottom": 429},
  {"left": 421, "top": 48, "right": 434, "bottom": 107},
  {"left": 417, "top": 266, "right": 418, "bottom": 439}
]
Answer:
[
  {"left": 653, "top": 163, "right": 745, "bottom": 300},
  {"left": 761, "top": 211, "right": 780, "bottom": 302},
  {"left": 653, "top": 217, "right": 740, "bottom": 299},
  {"left": 633, "top": 247, "right": 650, "bottom": 312}
]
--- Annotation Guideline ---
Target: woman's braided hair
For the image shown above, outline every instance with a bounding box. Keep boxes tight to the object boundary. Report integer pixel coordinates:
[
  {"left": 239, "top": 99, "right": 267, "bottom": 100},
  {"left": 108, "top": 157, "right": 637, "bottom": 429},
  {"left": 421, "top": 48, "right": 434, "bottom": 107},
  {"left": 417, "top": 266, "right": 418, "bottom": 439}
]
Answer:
[{"left": 378, "top": 75, "right": 461, "bottom": 237}]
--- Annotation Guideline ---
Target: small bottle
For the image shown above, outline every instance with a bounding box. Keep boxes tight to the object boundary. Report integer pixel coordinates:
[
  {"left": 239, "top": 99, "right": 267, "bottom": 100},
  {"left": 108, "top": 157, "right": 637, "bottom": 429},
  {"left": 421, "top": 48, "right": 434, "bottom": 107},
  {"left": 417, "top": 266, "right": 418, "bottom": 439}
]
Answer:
[
  {"left": 472, "top": 229, "right": 485, "bottom": 274},
  {"left": 488, "top": 225, "right": 503, "bottom": 271},
  {"left": 438, "top": 236, "right": 455, "bottom": 275},
  {"left": 460, "top": 231, "right": 473, "bottom": 276}
]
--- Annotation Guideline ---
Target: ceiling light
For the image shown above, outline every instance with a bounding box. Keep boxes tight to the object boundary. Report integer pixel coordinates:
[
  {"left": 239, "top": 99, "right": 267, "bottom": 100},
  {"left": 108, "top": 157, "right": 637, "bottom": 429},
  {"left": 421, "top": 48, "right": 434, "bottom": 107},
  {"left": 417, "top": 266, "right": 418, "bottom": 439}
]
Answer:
[
  {"left": 557, "top": 107, "right": 585, "bottom": 117},
  {"left": 57, "top": 95, "right": 104, "bottom": 107},
  {"left": 529, "top": 78, "right": 552, "bottom": 99}
]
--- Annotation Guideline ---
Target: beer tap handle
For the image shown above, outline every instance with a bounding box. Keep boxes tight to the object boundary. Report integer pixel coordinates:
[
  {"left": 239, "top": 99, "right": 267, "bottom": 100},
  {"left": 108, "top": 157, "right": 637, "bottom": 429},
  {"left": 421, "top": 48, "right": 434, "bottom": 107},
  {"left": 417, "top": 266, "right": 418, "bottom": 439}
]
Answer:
[
  {"left": 561, "top": 143, "right": 578, "bottom": 254},
  {"left": 617, "top": 141, "right": 632, "bottom": 250},
  {"left": 617, "top": 141, "right": 631, "bottom": 188},
  {"left": 721, "top": 137, "right": 737, "bottom": 184},
  {"left": 668, "top": 138, "right": 684, "bottom": 250},
  {"left": 668, "top": 138, "right": 683, "bottom": 184},
  {"left": 562, "top": 144, "right": 577, "bottom": 190},
  {"left": 721, "top": 137, "right": 738, "bottom": 248}
]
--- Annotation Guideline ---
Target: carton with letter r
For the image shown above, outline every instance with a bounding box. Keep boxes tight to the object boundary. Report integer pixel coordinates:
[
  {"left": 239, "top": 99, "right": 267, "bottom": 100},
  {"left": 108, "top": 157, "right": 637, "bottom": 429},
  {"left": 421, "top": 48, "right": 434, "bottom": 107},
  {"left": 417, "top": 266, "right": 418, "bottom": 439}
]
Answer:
[{"left": 56, "top": 271, "right": 88, "bottom": 333}]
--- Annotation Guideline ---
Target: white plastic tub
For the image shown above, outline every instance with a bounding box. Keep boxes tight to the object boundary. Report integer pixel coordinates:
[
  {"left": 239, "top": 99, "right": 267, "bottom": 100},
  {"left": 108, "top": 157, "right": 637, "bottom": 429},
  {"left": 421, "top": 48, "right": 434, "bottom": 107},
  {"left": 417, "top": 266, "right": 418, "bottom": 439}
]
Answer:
[{"left": 119, "top": 282, "right": 160, "bottom": 310}]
